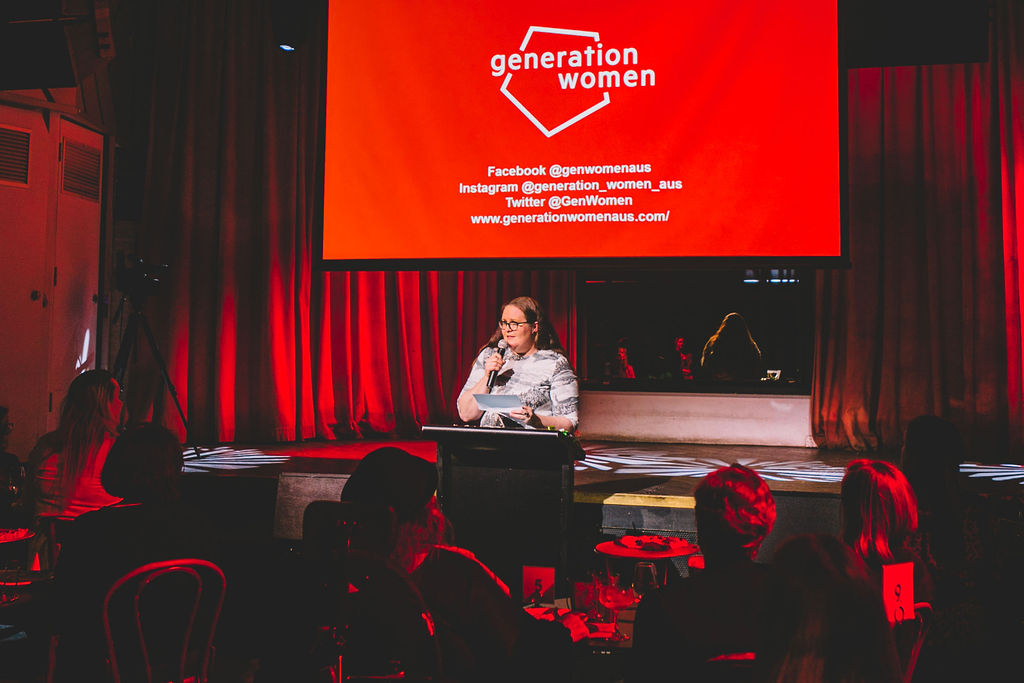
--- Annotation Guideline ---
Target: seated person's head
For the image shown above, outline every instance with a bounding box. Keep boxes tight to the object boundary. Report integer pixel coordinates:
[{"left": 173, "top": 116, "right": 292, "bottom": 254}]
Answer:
[
  {"left": 758, "top": 534, "right": 901, "bottom": 683},
  {"left": 840, "top": 459, "right": 917, "bottom": 566},
  {"left": 60, "top": 369, "right": 122, "bottom": 438},
  {"left": 900, "top": 415, "right": 965, "bottom": 512},
  {"left": 695, "top": 464, "right": 776, "bottom": 564},
  {"left": 101, "top": 423, "right": 183, "bottom": 505},
  {"left": 340, "top": 446, "right": 450, "bottom": 572}
]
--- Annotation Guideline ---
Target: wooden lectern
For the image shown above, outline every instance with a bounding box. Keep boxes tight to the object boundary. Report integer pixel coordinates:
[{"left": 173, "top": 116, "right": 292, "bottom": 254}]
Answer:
[{"left": 422, "top": 425, "right": 583, "bottom": 598}]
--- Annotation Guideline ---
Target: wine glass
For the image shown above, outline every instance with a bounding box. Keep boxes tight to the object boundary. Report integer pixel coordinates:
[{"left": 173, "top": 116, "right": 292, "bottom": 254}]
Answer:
[
  {"left": 595, "top": 571, "right": 636, "bottom": 641},
  {"left": 632, "top": 561, "right": 659, "bottom": 599}
]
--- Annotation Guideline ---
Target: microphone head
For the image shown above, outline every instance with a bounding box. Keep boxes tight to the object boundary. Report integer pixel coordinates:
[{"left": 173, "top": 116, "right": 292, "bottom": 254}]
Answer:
[{"left": 497, "top": 339, "right": 508, "bottom": 350}]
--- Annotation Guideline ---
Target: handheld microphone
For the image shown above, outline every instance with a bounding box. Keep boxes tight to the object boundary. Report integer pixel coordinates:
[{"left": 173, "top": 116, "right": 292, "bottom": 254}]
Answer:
[{"left": 486, "top": 340, "right": 508, "bottom": 390}]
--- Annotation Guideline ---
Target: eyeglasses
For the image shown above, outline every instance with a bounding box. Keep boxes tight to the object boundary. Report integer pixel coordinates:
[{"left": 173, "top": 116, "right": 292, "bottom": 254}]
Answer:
[{"left": 498, "top": 319, "right": 531, "bottom": 331}]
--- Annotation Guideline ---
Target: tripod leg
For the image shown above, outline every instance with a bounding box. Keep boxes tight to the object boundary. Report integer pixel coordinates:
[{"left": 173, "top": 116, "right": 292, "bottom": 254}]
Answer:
[
  {"left": 133, "top": 312, "right": 200, "bottom": 458},
  {"left": 111, "top": 315, "right": 138, "bottom": 387}
]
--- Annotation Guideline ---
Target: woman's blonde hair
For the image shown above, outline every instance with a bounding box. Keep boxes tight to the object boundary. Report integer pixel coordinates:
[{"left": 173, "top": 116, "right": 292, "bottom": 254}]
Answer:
[
  {"left": 55, "top": 370, "right": 120, "bottom": 503},
  {"left": 840, "top": 459, "right": 918, "bottom": 564}
]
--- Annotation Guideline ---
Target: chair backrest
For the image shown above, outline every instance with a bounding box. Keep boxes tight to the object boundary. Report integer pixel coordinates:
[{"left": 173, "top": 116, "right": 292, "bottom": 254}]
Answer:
[
  {"left": 892, "top": 601, "right": 933, "bottom": 683},
  {"left": 303, "top": 500, "right": 397, "bottom": 561},
  {"left": 102, "top": 558, "right": 226, "bottom": 683},
  {"left": 302, "top": 500, "right": 396, "bottom": 601},
  {"left": 340, "top": 550, "right": 441, "bottom": 682},
  {"left": 700, "top": 652, "right": 756, "bottom": 683}
]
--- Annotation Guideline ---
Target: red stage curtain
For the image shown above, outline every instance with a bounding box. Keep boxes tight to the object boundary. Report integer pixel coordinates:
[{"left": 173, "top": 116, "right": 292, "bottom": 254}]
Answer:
[
  {"left": 119, "top": 0, "right": 334, "bottom": 443},
  {"left": 119, "top": 0, "right": 575, "bottom": 442},
  {"left": 329, "top": 271, "right": 575, "bottom": 436},
  {"left": 998, "top": 0, "right": 1024, "bottom": 454},
  {"left": 813, "top": 0, "right": 1024, "bottom": 458}
]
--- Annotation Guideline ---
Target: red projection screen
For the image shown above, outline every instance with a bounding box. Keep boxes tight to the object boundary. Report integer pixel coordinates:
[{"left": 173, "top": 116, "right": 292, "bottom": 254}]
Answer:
[{"left": 319, "top": 1, "right": 845, "bottom": 269}]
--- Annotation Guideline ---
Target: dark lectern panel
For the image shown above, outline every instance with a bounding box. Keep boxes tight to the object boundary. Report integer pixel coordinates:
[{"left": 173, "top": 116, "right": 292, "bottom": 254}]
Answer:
[{"left": 424, "top": 425, "right": 578, "bottom": 597}]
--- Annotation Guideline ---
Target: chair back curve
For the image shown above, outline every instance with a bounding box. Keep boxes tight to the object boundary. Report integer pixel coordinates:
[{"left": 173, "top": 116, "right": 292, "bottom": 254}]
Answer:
[{"left": 102, "top": 558, "right": 226, "bottom": 683}]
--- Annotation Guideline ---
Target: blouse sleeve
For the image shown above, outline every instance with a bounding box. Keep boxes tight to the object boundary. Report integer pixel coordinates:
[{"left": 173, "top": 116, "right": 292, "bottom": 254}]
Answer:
[
  {"left": 548, "top": 355, "right": 579, "bottom": 430},
  {"left": 458, "top": 348, "right": 490, "bottom": 402}
]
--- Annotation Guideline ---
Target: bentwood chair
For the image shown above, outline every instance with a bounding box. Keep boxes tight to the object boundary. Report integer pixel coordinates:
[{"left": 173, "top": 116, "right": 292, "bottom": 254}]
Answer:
[
  {"left": 700, "top": 652, "right": 757, "bottom": 683},
  {"left": 102, "top": 558, "right": 226, "bottom": 683},
  {"left": 302, "top": 500, "right": 397, "bottom": 616},
  {"left": 302, "top": 500, "right": 397, "bottom": 576}
]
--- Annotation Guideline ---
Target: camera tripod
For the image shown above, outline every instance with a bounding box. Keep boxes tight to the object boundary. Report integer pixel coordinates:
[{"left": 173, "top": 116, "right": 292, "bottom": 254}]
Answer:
[{"left": 110, "top": 294, "right": 202, "bottom": 459}]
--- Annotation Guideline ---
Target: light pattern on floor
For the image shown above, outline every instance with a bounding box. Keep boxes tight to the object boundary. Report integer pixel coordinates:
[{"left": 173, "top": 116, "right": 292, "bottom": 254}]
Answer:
[
  {"left": 960, "top": 462, "right": 1024, "bottom": 484},
  {"left": 576, "top": 447, "right": 847, "bottom": 482},
  {"left": 182, "top": 446, "right": 291, "bottom": 473},
  {"left": 178, "top": 444, "right": 1024, "bottom": 486}
]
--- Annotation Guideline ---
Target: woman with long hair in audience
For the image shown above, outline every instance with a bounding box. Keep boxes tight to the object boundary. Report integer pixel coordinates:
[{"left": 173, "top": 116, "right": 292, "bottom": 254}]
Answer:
[
  {"left": 28, "top": 369, "right": 124, "bottom": 518},
  {"left": 27, "top": 370, "right": 124, "bottom": 568},
  {"left": 757, "top": 534, "right": 902, "bottom": 683},
  {"left": 840, "top": 459, "right": 933, "bottom": 600},
  {"left": 53, "top": 423, "right": 215, "bottom": 682}
]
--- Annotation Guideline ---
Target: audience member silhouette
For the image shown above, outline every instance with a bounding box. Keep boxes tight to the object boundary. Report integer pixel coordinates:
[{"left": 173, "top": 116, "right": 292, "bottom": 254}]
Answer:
[
  {"left": 840, "top": 459, "right": 933, "bottom": 601},
  {"left": 0, "top": 405, "right": 26, "bottom": 527},
  {"left": 700, "top": 312, "right": 763, "bottom": 381},
  {"left": 27, "top": 370, "right": 124, "bottom": 568},
  {"left": 631, "top": 464, "right": 776, "bottom": 681},
  {"left": 756, "top": 534, "right": 902, "bottom": 683},
  {"left": 612, "top": 343, "right": 636, "bottom": 379},
  {"left": 674, "top": 335, "right": 695, "bottom": 380},
  {"left": 900, "top": 416, "right": 1000, "bottom": 680},
  {"left": 339, "top": 446, "right": 572, "bottom": 683},
  {"left": 53, "top": 423, "right": 215, "bottom": 682},
  {"left": 900, "top": 416, "right": 983, "bottom": 593},
  {"left": 28, "top": 370, "right": 123, "bottom": 519}
]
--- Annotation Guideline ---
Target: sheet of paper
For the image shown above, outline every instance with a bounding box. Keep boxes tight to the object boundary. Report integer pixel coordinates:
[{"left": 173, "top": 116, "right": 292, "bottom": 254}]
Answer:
[
  {"left": 473, "top": 393, "right": 522, "bottom": 413},
  {"left": 882, "top": 561, "right": 915, "bottom": 625}
]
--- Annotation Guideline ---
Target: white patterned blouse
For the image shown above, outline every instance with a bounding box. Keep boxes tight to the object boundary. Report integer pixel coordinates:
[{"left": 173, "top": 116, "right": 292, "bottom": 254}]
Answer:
[{"left": 459, "top": 347, "right": 579, "bottom": 431}]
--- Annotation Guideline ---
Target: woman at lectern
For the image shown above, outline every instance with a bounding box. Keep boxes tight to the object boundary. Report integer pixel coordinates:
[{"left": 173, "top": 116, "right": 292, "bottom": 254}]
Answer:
[{"left": 456, "top": 296, "right": 578, "bottom": 432}]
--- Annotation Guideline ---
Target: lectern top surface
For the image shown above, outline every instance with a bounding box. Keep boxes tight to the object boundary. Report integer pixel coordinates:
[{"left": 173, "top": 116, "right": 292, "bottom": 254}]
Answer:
[
  {"left": 423, "top": 425, "right": 583, "bottom": 464},
  {"left": 422, "top": 425, "right": 573, "bottom": 440}
]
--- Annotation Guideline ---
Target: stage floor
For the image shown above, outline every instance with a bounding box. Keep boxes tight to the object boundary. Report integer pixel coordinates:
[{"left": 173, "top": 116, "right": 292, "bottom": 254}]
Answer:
[
  {"left": 181, "top": 437, "right": 1024, "bottom": 504},
  {"left": 179, "top": 437, "right": 1024, "bottom": 568}
]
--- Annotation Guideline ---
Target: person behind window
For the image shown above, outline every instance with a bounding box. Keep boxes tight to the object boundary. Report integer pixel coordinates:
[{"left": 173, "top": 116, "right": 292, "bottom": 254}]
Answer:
[
  {"left": 631, "top": 464, "right": 776, "bottom": 680},
  {"left": 756, "top": 534, "right": 902, "bottom": 683},
  {"left": 699, "top": 312, "right": 763, "bottom": 381},
  {"left": 674, "top": 335, "right": 694, "bottom": 380},
  {"left": 612, "top": 341, "right": 636, "bottom": 379},
  {"left": 457, "top": 296, "right": 578, "bottom": 432},
  {"left": 28, "top": 370, "right": 124, "bottom": 519}
]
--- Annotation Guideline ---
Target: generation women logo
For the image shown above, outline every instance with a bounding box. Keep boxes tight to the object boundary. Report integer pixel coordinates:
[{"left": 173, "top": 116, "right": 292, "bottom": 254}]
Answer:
[{"left": 490, "top": 26, "right": 656, "bottom": 137}]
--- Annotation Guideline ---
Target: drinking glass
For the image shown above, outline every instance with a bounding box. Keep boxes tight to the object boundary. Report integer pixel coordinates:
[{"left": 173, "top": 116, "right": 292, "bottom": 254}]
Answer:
[
  {"left": 632, "top": 561, "right": 659, "bottom": 598},
  {"left": 595, "top": 572, "right": 636, "bottom": 641}
]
